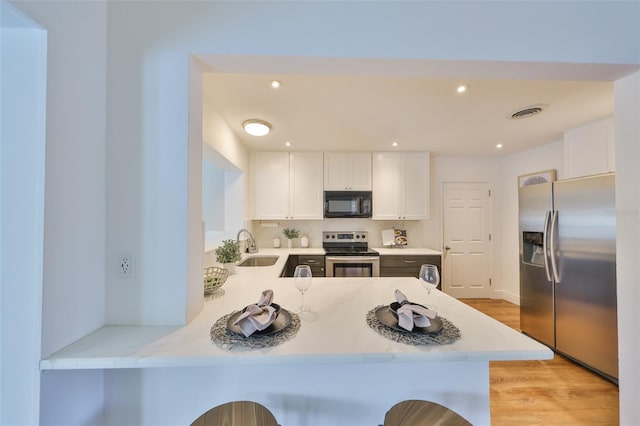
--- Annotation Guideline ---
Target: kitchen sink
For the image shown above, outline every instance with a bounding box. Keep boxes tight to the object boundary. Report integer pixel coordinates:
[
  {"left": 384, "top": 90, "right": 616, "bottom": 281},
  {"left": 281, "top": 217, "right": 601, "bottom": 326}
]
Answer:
[{"left": 237, "top": 255, "right": 280, "bottom": 267}]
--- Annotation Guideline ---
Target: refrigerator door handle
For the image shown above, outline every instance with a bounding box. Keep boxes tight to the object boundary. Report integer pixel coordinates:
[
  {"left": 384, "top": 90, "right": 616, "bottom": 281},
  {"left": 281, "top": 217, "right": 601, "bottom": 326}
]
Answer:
[
  {"left": 543, "top": 210, "right": 552, "bottom": 282},
  {"left": 549, "top": 210, "right": 560, "bottom": 283}
]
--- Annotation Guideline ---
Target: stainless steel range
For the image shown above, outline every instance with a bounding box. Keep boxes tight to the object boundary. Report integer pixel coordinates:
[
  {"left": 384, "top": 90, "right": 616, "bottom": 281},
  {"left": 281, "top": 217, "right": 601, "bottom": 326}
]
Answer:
[{"left": 323, "top": 231, "right": 380, "bottom": 277}]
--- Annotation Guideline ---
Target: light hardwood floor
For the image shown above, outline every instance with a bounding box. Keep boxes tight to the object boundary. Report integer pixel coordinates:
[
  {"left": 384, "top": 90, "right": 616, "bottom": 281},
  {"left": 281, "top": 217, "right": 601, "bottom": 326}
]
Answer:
[{"left": 460, "top": 299, "right": 619, "bottom": 426}]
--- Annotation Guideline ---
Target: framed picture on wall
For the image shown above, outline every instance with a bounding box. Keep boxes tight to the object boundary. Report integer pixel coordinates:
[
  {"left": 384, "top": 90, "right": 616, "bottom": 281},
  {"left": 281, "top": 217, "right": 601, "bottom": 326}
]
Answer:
[{"left": 518, "top": 169, "right": 557, "bottom": 187}]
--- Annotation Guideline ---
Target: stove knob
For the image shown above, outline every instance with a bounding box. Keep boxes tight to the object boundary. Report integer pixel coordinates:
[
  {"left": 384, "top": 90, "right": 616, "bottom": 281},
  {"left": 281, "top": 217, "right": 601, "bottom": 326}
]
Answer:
[{"left": 355, "top": 235, "right": 360, "bottom": 239}]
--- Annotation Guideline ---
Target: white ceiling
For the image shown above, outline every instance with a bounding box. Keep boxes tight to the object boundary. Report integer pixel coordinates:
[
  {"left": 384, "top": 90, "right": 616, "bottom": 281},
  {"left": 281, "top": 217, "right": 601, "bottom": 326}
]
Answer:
[{"left": 200, "top": 56, "right": 634, "bottom": 157}]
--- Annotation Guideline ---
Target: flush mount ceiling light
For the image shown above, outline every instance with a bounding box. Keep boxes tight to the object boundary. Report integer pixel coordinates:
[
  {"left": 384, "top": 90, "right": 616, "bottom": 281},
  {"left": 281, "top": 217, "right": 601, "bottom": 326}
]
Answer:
[
  {"left": 269, "top": 80, "right": 282, "bottom": 89},
  {"left": 243, "top": 119, "right": 271, "bottom": 136}
]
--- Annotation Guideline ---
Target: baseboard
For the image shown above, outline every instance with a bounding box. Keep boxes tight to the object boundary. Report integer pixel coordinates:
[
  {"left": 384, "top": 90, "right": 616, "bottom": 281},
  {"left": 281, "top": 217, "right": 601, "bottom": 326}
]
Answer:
[{"left": 492, "top": 289, "right": 520, "bottom": 306}]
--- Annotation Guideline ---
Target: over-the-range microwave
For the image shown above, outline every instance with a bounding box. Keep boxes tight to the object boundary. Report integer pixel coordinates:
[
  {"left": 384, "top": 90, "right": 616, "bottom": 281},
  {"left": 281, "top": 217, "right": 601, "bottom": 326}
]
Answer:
[{"left": 324, "top": 191, "right": 372, "bottom": 218}]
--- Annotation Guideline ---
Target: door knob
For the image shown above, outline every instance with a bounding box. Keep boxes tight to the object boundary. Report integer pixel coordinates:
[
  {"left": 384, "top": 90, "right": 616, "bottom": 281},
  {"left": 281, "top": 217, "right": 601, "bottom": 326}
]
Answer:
[{"left": 445, "top": 246, "right": 451, "bottom": 250}]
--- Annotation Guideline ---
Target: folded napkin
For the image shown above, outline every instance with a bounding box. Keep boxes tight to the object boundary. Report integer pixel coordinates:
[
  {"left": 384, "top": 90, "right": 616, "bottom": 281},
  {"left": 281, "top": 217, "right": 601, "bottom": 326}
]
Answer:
[
  {"left": 232, "top": 290, "right": 277, "bottom": 337},
  {"left": 395, "top": 289, "right": 437, "bottom": 331}
]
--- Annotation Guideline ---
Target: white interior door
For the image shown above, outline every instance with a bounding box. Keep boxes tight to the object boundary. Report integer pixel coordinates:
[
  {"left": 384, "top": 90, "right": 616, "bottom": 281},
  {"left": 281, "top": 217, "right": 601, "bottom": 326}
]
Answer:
[{"left": 442, "top": 182, "right": 492, "bottom": 298}]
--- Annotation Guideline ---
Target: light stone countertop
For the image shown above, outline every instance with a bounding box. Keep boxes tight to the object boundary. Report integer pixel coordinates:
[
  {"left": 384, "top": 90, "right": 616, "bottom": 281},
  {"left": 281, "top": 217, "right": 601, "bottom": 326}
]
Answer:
[{"left": 41, "top": 252, "right": 552, "bottom": 370}]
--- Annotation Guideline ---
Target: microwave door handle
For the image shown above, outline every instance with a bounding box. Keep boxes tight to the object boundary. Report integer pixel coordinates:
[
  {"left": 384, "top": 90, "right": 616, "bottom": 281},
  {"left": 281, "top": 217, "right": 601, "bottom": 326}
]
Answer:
[{"left": 542, "top": 210, "right": 552, "bottom": 282}]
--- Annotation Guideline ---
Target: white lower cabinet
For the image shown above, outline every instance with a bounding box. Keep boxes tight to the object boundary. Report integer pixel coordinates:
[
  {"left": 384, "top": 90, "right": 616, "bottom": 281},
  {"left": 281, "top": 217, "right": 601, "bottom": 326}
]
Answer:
[
  {"left": 372, "top": 152, "right": 430, "bottom": 220},
  {"left": 252, "top": 151, "right": 323, "bottom": 220}
]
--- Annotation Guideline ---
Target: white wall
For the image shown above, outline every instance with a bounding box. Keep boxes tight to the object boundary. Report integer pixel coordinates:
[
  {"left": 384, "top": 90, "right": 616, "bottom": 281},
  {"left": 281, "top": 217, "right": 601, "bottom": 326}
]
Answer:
[
  {"left": 1, "top": 3, "right": 46, "bottom": 423},
  {"left": 202, "top": 161, "right": 225, "bottom": 232},
  {"left": 11, "top": 0, "right": 107, "bottom": 357},
  {"left": 7, "top": 1, "right": 108, "bottom": 422},
  {"left": 201, "top": 90, "right": 249, "bottom": 256},
  {"left": 202, "top": 100, "right": 249, "bottom": 173},
  {"left": 614, "top": 71, "right": 640, "bottom": 425},
  {"left": 40, "top": 370, "right": 105, "bottom": 426}
]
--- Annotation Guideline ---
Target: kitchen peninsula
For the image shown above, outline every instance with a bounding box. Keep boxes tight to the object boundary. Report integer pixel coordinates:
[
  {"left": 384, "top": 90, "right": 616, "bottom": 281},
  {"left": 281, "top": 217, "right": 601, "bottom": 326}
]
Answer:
[{"left": 41, "top": 252, "right": 552, "bottom": 425}]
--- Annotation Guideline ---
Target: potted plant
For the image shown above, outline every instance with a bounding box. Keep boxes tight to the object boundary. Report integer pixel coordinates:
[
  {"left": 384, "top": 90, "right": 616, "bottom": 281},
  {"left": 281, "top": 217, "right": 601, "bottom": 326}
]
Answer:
[
  {"left": 282, "top": 227, "right": 299, "bottom": 248},
  {"left": 215, "top": 239, "right": 241, "bottom": 274}
]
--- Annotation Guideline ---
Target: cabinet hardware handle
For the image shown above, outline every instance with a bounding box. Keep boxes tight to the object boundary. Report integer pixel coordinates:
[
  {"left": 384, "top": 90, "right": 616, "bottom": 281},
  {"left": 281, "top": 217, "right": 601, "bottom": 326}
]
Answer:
[
  {"left": 305, "top": 260, "right": 317, "bottom": 263},
  {"left": 404, "top": 260, "right": 417, "bottom": 263},
  {"left": 445, "top": 246, "right": 451, "bottom": 250}
]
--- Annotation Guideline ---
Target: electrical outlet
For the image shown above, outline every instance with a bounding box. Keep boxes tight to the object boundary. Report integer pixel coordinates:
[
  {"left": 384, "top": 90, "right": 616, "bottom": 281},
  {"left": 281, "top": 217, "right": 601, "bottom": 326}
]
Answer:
[{"left": 118, "top": 254, "right": 136, "bottom": 279}]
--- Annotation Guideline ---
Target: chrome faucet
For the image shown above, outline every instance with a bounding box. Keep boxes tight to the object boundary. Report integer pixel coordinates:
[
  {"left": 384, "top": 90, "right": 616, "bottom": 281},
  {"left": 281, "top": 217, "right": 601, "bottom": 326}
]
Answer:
[{"left": 237, "top": 229, "right": 258, "bottom": 253}]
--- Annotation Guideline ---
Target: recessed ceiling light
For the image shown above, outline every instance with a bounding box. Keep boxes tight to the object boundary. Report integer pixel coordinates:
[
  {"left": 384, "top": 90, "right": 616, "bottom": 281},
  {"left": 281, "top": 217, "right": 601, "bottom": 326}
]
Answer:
[
  {"left": 242, "top": 119, "right": 271, "bottom": 136},
  {"left": 496, "top": 143, "right": 503, "bottom": 149},
  {"left": 392, "top": 141, "right": 398, "bottom": 147},
  {"left": 285, "top": 141, "right": 291, "bottom": 147},
  {"left": 269, "top": 80, "right": 282, "bottom": 89},
  {"left": 456, "top": 84, "right": 469, "bottom": 94}
]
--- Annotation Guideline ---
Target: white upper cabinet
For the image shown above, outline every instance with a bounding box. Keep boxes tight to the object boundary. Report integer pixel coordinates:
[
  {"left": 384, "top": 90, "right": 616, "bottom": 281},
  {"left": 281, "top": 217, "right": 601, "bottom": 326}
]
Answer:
[
  {"left": 252, "top": 152, "right": 290, "bottom": 220},
  {"left": 564, "top": 117, "right": 615, "bottom": 178},
  {"left": 289, "top": 152, "right": 324, "bottom": 220},
  {"left": 372, "top": 152, "right": 430, "bottom": 220},
  {"left": 252, "top": 152, "right": 323, "bottom": 220},
  {"left": 324, "top": 152, "right": 372, "bottom": 190}
]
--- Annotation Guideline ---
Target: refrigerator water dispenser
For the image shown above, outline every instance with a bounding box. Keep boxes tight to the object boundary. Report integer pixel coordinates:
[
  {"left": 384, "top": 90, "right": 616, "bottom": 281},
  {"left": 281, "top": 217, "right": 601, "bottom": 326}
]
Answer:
[{"left": 522, "top": 231, "right": 545, "bottom": 266}]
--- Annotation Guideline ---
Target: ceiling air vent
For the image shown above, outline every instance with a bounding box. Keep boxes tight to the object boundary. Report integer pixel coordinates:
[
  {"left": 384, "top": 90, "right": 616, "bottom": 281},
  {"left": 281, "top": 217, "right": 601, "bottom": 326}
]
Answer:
[{"left": 510, "top": 104, "right": 547, "bottom": 119}]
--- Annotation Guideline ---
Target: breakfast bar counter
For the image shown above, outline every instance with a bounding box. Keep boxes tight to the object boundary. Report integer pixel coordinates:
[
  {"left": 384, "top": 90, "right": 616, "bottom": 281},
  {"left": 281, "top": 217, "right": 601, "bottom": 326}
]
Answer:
[{"left": 41, "top": 263, "right": 552, "bottom": 425}]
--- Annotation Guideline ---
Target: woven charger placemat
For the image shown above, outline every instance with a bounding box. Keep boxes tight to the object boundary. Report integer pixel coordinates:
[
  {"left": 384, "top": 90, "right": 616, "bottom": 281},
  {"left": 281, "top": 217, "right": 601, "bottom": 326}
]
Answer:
[
  {"left": 366, "top": 305, "right": 461, "bottom": 345},
  {"left": 210, "top": 310, "right": 301, "bottom": 350}
]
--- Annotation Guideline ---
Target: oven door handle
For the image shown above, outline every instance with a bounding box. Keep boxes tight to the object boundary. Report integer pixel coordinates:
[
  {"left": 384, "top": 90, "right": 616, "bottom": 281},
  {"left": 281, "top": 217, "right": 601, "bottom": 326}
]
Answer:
[{"left": 326, "top": 256, "right": 380, "bottom": 263}]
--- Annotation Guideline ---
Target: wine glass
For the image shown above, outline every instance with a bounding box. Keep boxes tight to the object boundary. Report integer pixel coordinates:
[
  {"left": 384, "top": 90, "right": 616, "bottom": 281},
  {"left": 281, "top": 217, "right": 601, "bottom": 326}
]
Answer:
[
  {"left": 419, "top": 264, "right": 440, "bottom": 307},
  {"left": 293, "top": 265, "right": 318, "bottom": 321}
]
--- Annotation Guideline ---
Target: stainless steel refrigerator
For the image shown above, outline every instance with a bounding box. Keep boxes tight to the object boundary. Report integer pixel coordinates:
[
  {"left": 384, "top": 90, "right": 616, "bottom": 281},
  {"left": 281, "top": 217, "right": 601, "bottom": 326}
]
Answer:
[{"left": 519, "top": 173, "right": 618, "bottom": 382}]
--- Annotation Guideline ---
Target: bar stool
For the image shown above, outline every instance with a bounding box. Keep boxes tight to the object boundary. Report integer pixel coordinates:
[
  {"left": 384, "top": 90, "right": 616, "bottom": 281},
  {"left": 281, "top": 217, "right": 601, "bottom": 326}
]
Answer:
[
  {"left": 190, "top": 401, "right": 279, "bottom": 426},
  {"left": 383, "top": 400, "right": 472, "bottom": 426}
]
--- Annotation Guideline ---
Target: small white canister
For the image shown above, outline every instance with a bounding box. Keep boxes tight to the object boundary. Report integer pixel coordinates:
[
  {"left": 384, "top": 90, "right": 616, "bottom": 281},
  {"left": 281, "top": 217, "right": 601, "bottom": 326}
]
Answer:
[
  {"left": 272, "top": 236, "right": 281, "bottom": 248},
  {"left": 300, "top": 235, "right": 309, "bottom": 248}
]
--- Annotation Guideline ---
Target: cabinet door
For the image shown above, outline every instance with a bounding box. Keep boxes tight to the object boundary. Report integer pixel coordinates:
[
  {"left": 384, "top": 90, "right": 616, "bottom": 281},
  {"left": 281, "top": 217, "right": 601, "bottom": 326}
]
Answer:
[
  {"left": 403, "top": 152, "right": 429, "bottom": 219},
  {"left": 372, "top": 152, "right": 402, "bottom": 220},
  {"left": 298, "top": 255, "right": 325, "bottom": 277},
  {"left": 563, "top": 118, "right": 614, "bottom": 178},
  {"left": 349, "top": 152, "right": 372, "bottom": 190},
  {"left": 324, "top": 153, "right": 350, "bottom": 190},
  {"left": 290, "top": 152, "right": 324, "bottom": 220},
  {"left": 380, "top": 255, "right": 442, "bottom": 282},
  {"left": 253, "top": 152, "right": 290, "bottom": 219},
  {"left": 324, "top": 152, "right": 372, "bottom": 190}
]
